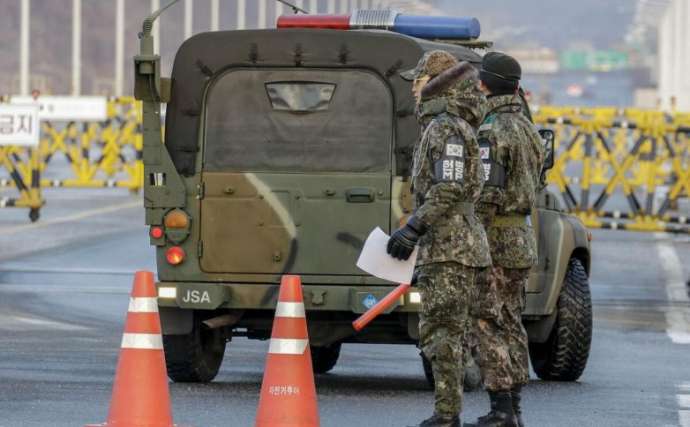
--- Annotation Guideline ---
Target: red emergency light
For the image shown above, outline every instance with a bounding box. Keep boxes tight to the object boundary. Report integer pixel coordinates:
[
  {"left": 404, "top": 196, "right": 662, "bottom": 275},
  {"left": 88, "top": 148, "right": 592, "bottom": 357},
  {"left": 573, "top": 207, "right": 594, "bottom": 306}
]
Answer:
[
  {"left": 276, "top": 14, "right": 350, "bottom": 30},
  {"left": 277, "top": 10, "right": 481, "bottom": 41}
]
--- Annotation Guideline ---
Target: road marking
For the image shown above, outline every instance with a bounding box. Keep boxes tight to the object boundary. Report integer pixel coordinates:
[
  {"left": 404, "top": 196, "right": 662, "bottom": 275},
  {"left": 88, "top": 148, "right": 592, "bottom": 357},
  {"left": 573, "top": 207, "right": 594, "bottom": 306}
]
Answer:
[
  {"left": 655, "top": 233, "right": 690, "bottom": 344},
  {"left": 0, "top": 200, "right": 140, "bottom": 236},
  {"left": 678, "top": 395, "right": 690, "bottom": 408},
  {"left": 679, "top": 383, "right": 690, "bottom": 427},
  {"left": 0, "top": 314, "right": 89, "bottom": 331},
  {"left": 680, "top": 412, "right": 690, "bottom": 427},
  {"left": 657, "top": 235, "right": 690, "bottom": 427}
]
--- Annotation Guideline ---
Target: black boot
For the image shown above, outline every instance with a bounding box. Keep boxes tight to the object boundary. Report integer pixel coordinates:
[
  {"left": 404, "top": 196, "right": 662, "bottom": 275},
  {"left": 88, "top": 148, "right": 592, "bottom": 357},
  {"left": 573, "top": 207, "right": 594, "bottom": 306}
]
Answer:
[
  {"left": 511, "top": 386, "right": 524, "bottom": 427},
  {"left": 470, "top": 391, "right": 517, "bottom": 427},
  {"left": 416, "top": 414, "right": 461, "bottom": 427}
]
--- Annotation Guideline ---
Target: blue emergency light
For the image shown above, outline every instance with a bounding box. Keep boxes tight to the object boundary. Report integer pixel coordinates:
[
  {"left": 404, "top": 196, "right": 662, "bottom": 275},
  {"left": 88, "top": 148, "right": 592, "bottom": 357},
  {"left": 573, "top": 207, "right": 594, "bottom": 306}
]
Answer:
[{"left": 277, "top": 9, "right": 481, "bottom": 41}]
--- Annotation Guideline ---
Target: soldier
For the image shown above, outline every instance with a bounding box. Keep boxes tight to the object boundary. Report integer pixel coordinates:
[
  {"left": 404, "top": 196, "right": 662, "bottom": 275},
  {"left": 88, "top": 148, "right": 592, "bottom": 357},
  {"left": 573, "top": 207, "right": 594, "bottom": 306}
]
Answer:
[
  {"left": 388, "top": 50, "right": 491, "bottom": 427},
  {"left": 471, "top": 52, "right": 544, "bottom": 427}
]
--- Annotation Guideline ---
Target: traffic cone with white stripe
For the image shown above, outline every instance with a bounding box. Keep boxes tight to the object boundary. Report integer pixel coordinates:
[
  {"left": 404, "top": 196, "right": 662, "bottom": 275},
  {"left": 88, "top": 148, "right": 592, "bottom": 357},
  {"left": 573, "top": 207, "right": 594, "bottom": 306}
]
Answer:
[
  {"left": 255, "top": 275, "right": 319, "bottom": 427},
  {"left": 87, "top": 271, "right": 175, "bottom": 427}
]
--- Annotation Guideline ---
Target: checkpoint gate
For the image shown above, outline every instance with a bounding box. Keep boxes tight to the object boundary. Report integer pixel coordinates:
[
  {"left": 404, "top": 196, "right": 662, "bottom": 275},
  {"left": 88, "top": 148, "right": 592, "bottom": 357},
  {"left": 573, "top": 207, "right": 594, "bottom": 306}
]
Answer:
[
  {"left": 1, "top": 97, "right": 689, "bottom": 230},
  {"left": 534, "top": 107, "right": 690, "bottom": 233},
  {"left": 0, "top": 97, "right": 144, "bottom": 221}
]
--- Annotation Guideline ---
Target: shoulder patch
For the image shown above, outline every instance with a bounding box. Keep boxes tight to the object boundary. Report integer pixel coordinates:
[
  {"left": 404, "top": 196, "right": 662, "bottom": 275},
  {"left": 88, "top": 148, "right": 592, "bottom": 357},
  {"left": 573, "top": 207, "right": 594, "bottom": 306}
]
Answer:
[{"left": 446, "top": 143, "right": 464, "bottom": 158}]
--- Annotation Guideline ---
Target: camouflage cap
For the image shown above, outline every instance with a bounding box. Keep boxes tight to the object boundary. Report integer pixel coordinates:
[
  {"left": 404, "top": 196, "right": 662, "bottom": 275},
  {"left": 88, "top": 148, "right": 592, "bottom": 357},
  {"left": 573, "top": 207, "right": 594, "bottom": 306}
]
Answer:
[{"left": 400, "top": 50, "right": 459, "bottom": 81}]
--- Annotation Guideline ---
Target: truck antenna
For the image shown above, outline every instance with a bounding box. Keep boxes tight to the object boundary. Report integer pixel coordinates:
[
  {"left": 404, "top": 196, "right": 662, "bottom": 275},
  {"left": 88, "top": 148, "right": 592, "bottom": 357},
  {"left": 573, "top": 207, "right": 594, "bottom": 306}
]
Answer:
[
  {"left": 275, "top": 0, "right": 309, "bottom": 14},
  {"left": 142, "top": 0, "right": 181, "bottom": 38}
]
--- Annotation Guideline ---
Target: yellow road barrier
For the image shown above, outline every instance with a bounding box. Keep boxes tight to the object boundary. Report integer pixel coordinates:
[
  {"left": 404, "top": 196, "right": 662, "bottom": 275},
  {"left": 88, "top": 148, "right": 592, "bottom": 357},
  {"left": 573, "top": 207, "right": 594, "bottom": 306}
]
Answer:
[
  {"left": 535, "top": 107, "right": 690, "bottom": 233},
  {"left": 1, "top": 98, "right": 143, "bottom": 193},
  {"left": 0, "top": 145, "right": 43, "bottom": 221},
  {"left": 2, "top": 98, "right": 689, "bottom": 231}
]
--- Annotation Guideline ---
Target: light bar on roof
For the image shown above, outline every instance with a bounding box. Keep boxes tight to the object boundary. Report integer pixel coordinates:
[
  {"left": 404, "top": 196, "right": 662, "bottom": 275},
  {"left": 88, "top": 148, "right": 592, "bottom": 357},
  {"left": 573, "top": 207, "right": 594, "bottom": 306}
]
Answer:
[{"left": 277, "top": 9, "right": 481, "bottom": 41}]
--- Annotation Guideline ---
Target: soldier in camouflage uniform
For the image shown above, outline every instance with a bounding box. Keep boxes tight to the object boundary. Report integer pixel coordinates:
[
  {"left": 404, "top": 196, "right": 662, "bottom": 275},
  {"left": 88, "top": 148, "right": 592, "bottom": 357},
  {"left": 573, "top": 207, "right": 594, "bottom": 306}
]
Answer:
[
  {"left": 470, "top": 52, "right": 544, "bottom": 427},
  {"left": 388, "top": 51, "right": 491, "bottom": 427}
]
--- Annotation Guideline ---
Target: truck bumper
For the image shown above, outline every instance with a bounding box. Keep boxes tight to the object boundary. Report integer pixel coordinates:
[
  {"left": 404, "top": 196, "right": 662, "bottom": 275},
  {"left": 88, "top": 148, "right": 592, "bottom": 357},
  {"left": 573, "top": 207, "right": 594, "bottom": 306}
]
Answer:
[
  {"left": 155, "top": 282, "right": 552, "bottom": 344},
  {"left": 156, "top": 282, "right": 422, "bottom": 345},
  {"left": 156, "top": 281, "right": 421, "bottom": 313}
]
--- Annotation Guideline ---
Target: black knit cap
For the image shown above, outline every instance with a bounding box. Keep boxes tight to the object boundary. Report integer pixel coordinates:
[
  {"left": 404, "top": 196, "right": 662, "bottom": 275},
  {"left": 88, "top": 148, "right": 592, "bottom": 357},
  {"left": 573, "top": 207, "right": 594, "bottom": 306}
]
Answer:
[{"left": 480, "top": 52, "right": 522, "bottom": 95}]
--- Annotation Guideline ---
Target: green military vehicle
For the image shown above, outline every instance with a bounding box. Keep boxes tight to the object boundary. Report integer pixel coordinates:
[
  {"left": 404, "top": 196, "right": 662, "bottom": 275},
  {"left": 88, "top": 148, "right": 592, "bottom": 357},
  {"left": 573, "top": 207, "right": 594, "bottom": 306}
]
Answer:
[{"left": 134, "top": 6, "right": 592, "bottom": 385}]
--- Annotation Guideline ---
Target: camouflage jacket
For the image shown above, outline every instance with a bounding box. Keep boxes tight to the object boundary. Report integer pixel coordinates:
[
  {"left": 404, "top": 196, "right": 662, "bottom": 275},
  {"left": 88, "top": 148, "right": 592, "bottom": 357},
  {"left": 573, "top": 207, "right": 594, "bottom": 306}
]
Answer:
[
  {"left": 477, "top": 94, "right": 544, "bottom": 269},
  {"left": 411, "top": 83, "right": 491, "bottom": 268}
]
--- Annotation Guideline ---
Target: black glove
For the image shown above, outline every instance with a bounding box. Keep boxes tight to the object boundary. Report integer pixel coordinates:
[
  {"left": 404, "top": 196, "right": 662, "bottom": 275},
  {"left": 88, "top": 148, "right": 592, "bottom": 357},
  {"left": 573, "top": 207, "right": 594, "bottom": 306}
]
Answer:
[{"left": 387, "top": 216, "right": 427, "bottom": 261}]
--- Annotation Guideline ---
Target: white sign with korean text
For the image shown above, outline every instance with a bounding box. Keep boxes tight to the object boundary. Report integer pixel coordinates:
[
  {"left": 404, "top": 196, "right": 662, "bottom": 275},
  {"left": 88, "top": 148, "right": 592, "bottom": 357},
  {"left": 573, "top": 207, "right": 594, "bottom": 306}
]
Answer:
[
  {"left": 10, "top": 96, "right": 107, "bottom": 122},
  {"left": 0, "top": 105, "right": 40, "bottom": 147}
]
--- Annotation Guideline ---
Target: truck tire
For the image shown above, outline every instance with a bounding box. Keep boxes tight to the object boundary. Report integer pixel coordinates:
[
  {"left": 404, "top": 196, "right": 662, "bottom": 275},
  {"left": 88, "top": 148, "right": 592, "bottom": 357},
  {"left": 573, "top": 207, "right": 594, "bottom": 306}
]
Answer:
[
  {"left": 163, "top": 312, "right": 226, "bottom": 383},
  {"left": 311, "top": 343, "right": 341, "bottom": 374},
  {"left": 529, "top": 258, "right": 592, "bottom": 381},
  {"left": 421, "top": 353, "right": 483, "bottom": 392}
]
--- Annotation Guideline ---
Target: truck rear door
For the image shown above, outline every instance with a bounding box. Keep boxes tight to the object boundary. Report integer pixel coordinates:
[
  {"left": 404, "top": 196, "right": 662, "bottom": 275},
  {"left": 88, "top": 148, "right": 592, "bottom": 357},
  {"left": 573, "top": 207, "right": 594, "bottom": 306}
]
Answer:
[{"left": 200, "top": 68, "right": 393, "bottom": 276}]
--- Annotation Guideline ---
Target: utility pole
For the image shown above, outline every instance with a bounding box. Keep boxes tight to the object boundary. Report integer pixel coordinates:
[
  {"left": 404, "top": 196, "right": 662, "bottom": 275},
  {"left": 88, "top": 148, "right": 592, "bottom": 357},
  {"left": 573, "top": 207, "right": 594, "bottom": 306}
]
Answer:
[
  {"left": 185, "top": 0, "right": 193, "bottom": 39},
  {"left": 328, "top": 0, "right": 336, "bottom": 13},
  {"left": 211, "top": 0, "right": 220, "bottom": 30},
  {"left": 72, "top": 0, "right": 81, "bottom": 95},
  {"left": 340, "top": 0, "right": 349, "bottom": 14},
  {"left": 237, "top": 0, "right": 246, "bottom": 29},
  {"left": 258, "top": 0, "right": 267, "bottom": 28},
  {"left": 310, "top": 0, "right": 318, "bottom": 13},
  {"left": 276, "top": 0, "right": 284, "bottom": 20},
  {"left": 151, "top": 0, "right": 160, "bottom": 53},
  {"left": 19, "top": 0, "right": 30, "bottom": 95},
  {"left": 114, "top": 0, "right": 125, "bottom": 96}
]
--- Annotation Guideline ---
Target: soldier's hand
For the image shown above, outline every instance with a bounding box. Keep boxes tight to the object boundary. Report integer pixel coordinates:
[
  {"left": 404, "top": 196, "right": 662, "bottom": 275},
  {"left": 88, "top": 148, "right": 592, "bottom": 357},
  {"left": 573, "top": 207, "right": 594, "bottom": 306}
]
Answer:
[{"left": 387, "top": 217, "right": 426, "bottom": 261}]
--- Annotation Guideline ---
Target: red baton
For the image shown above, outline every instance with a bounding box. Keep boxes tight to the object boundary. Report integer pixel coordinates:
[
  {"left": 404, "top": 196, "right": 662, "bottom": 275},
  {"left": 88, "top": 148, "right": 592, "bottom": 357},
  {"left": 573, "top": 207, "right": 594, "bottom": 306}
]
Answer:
[{"left": 352, "top": 283, "right": 412, "bottom": 332}]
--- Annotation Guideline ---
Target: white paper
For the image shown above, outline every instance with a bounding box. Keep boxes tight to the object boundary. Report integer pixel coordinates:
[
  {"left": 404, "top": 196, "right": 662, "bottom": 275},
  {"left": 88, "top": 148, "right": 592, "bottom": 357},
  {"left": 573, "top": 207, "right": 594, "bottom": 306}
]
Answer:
[{"left": 356, "top": 227, "right": 418, "bottom": 284}]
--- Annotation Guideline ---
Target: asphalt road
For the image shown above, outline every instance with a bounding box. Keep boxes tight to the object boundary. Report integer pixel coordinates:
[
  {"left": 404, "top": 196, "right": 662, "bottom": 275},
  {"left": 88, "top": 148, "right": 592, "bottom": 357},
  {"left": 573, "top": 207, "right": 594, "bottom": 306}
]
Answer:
[{"left": 0, "top": 190, "right": 689, "bottom": 427}]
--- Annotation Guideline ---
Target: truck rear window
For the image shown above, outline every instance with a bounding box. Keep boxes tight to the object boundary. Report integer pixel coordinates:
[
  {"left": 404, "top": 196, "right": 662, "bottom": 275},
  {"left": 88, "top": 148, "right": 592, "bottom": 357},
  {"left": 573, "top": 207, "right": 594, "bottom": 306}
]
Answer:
[
  {"left": 265, "top": 82, "right": 336, "bottom": 112},
  {"left": 203, "top": 69, "right": 393, "bottom": 173}
]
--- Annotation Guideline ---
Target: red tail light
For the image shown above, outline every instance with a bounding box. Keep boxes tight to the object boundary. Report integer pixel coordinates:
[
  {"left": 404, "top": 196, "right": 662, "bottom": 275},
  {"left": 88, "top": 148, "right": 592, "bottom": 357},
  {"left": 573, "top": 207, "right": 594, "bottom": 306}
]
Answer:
[
  {"left": 150, "top": 226, "right": 164, "bottom": 239},
  {"left": 166, "top": 246, "right": 186, "bottom": 265}
]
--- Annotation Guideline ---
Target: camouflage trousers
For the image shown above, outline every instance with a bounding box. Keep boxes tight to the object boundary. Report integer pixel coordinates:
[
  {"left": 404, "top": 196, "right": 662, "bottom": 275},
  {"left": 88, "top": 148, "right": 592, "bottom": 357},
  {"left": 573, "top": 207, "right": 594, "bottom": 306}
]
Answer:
[
  {"left": 417, "top": 262, "right": 481, "bottom": 417},
  {"left": 475, "top": 266, "right": 530, "bottom": 391}
]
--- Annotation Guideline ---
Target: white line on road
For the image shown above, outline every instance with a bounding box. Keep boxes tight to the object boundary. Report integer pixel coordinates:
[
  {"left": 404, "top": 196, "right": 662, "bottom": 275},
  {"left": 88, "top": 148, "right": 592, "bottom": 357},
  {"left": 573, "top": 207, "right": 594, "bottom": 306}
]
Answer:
[
  {"left": 678, "top": 395, "right": 690, "bottom": 408},
  {"left": 657, "top": 234, "right": 690, "bottom": 427},
  {"left": 655, "top": 233, "right": 690, "bottom": 344},
  {"left": 0, "top": 314, "right": 89, "bottom": 331},
  {"left": 680, "top": 411, "right": 690, "bottom": 427},
  {"left": 0, "top": 200, "right": 141, "bottom": 236}
]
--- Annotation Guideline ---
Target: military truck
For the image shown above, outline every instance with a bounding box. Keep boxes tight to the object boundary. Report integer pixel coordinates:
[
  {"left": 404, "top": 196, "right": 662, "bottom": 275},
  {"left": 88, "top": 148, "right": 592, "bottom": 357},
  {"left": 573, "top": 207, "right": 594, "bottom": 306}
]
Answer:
[{"left": 134, "top": 7, "right": 592, "bottom": 385}]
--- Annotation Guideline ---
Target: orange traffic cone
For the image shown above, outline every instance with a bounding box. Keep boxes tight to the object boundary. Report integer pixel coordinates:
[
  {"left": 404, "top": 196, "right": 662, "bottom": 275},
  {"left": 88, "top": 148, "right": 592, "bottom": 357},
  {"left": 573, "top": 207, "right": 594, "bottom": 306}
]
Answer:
[
  {"left": 255, "top": 275, "right": 320, "bottom": 427},
  {"left": 87, "top": 271, "right": 176, "bottom": 427}
]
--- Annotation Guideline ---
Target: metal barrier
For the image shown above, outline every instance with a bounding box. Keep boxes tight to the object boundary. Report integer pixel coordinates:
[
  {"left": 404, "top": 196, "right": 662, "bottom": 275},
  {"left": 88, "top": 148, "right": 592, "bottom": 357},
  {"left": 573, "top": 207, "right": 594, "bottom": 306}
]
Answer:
[
  {"left": 36, "top": 97, "right": 143, "bottom": 190},
  {"left": 534, "top": 107, "right": 690, "bottom": 233},
  {"left": 2, "top": 98, "right": 689, "bottom": 232},
  {"left": 0, "top": 97, "right": 143, "bottom": 221},
  {"left": 0, "top": 145, "right": 43, "bottom": 221}
]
